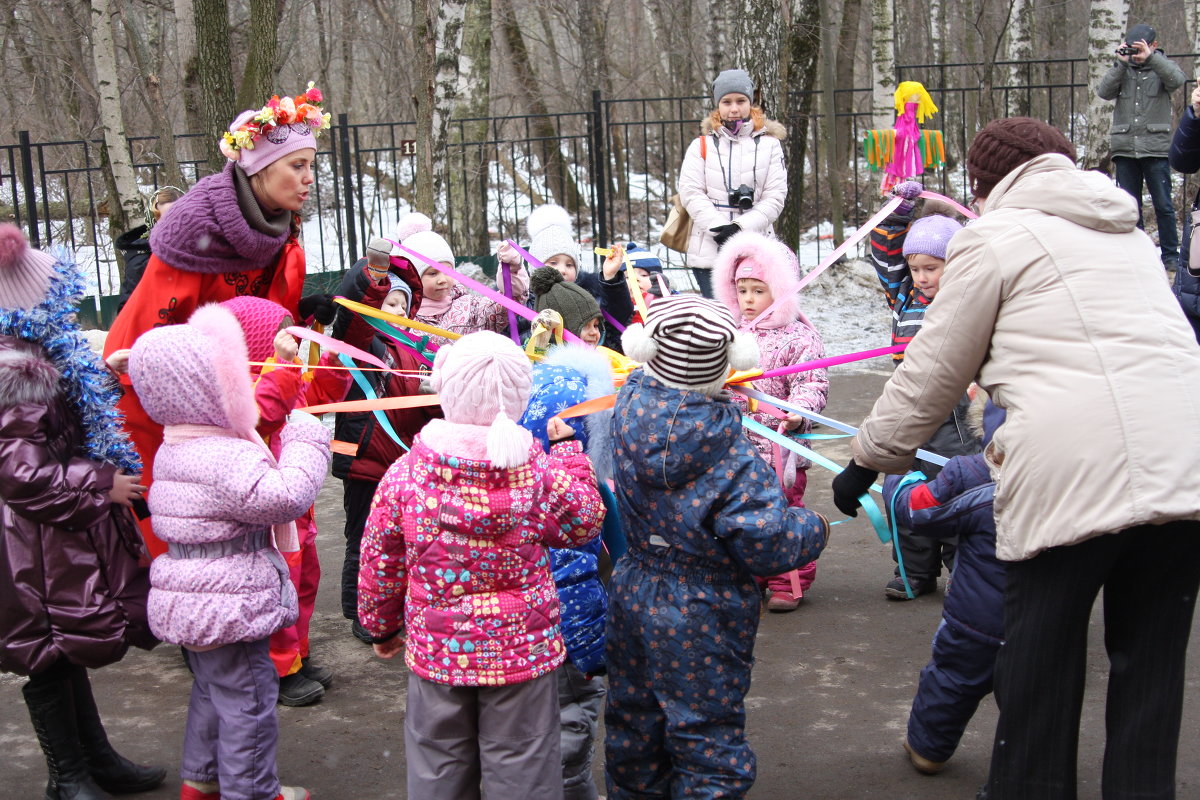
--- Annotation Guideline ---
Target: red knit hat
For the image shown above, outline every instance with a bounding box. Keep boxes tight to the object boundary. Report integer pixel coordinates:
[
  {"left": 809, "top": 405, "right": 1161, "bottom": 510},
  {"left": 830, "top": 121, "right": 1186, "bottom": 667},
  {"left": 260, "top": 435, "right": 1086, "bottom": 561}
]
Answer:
[
  {"left": 219, "top": 296, "right": 292, "bottom": 366},
  {"left": 0, "top": 224, "right": 55, "bottom": 310}
]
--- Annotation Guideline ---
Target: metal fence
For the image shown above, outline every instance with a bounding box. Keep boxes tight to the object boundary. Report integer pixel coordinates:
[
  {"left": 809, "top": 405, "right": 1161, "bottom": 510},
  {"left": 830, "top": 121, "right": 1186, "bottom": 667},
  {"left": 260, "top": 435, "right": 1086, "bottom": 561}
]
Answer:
[{"left": 6, "top": 54, "right": 1179, "bottom": 326}]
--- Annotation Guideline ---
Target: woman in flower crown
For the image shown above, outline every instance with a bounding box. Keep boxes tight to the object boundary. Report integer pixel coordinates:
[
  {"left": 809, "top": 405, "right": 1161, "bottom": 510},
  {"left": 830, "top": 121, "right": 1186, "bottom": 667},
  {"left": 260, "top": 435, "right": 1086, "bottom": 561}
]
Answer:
[{"left": 105, "top": 84, "right": 333, "bottom": 557}]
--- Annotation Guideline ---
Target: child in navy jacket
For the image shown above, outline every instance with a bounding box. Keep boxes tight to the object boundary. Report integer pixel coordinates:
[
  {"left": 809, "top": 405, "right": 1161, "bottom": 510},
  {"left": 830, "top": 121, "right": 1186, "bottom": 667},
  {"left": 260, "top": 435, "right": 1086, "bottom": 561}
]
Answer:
[{"left": 883, "top": 402, "right": 1006, "bottom": 774}]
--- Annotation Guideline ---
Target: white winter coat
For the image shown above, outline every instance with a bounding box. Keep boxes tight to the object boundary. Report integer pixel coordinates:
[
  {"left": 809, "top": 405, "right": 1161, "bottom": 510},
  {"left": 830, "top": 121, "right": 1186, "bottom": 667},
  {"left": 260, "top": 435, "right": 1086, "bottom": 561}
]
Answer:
[
  {"left": 851, "top": 153, "right": 1200, "bottom": 561},
  {"left": 677, "top": 115, "right": 788, "bottom": 268}
]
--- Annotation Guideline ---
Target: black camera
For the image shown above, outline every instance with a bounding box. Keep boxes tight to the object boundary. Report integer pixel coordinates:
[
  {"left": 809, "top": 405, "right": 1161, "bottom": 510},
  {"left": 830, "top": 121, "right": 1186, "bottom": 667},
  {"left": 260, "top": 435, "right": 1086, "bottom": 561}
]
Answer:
[
  {"left": 728, "top": 184, "right": 755, "bottom": 211},
  {"left": 1117, "top": 45, "right": 1139, "bottom": 56}
]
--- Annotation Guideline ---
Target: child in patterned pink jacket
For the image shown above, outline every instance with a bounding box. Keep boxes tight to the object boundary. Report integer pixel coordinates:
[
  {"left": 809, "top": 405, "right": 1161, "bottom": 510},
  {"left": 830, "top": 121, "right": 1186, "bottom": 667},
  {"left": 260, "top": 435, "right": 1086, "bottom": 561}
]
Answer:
[
  {"left": 358, "top": 330, "right": 605, "bottom": 800},
  {"left": 713, "top": 231, "right": 829, "bottom": 612},
  {"left": 128, "top": 304, "right": 331, "bottom": 800}
]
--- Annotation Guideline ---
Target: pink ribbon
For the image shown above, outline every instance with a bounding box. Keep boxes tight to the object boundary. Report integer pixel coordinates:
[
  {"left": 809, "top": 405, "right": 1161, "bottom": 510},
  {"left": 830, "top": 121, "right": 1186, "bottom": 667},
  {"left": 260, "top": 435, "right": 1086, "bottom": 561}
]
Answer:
[
  {"left": 750, "top": 196, "right": 904, "bottom": 329},
  {"left": 750, "top": 343, "right": 906, "bottom": 381},
  {"left": 285, "top": 326, "right": 390, "bottom": 371},
  {"left": 389, "top": 239, "right": 586, "bottom": 346},
  {"left": 918, "top": 190, "right": 977, "bottom": 219}
]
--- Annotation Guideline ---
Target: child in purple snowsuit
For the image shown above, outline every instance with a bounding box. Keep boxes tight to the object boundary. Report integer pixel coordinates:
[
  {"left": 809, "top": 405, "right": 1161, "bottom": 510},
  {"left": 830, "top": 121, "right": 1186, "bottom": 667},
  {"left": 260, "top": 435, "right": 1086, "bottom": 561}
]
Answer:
[{"left": 129, "top": 304, "right": 331, "bottom": 800}]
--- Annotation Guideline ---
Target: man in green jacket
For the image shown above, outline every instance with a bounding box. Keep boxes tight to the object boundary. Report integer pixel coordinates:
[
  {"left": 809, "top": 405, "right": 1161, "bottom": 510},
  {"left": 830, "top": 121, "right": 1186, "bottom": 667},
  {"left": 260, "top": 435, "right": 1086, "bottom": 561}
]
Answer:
[{"left": 1097, "top": 22, "right": 1187, "bottom": 270}]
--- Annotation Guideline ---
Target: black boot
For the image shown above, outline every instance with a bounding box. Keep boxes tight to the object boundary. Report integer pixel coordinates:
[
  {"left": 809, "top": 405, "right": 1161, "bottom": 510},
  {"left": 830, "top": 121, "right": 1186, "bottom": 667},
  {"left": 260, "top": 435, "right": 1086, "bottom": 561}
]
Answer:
[
  {"left": 68, "top": 665, "right": 166, "bottom": 794},
  {"left": 22, "top": 665, "right": 113, "bottom": 800}
]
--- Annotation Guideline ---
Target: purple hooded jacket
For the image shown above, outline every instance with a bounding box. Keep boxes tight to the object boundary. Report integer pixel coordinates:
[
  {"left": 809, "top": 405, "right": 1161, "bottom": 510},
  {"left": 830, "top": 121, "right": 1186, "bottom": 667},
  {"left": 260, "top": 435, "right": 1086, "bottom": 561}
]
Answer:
[{"left": 129, "top": 305, "right": 331, "bottom": 648}]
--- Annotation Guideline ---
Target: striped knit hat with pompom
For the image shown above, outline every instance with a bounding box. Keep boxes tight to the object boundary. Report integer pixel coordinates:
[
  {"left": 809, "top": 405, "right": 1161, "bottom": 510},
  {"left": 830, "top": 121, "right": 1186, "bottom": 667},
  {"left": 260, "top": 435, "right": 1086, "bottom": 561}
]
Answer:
[
  {"left": 622, "top": 294, "right": 759, "bottom": 396},
  {"left": 0, "top": 224, "right": 55, "bottom": 310}
]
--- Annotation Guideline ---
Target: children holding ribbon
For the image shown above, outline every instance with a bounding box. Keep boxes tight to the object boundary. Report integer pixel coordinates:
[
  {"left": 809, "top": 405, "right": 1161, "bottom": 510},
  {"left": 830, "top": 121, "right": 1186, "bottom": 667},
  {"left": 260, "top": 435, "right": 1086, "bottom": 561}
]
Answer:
[
  {"left": 712, "top": 231, "right": 829, "bottom": 611},
  {"left": 330, "top": 241, "right": 441, "bottom": 644}
]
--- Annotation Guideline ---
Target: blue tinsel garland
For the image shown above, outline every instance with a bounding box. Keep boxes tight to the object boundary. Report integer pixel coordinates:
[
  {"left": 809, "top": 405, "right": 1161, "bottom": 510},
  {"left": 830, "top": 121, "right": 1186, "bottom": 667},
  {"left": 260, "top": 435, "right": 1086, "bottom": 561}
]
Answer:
[{"left": 0, "top": 247, "right": 141, "bottom": 473}]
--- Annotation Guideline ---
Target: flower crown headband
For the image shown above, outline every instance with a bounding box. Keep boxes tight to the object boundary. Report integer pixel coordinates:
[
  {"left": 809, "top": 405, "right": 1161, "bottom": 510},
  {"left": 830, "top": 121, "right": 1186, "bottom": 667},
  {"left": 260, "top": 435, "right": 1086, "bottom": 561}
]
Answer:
[{"left": 219, "top": 82, "right": 331, "bottom": 158}]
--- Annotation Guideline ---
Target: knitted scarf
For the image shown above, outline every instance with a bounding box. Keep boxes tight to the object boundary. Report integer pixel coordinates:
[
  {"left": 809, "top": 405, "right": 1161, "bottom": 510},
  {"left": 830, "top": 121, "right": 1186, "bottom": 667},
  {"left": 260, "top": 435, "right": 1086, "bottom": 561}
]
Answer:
[{"left": 0, "top": 248, "right": 141, "bottom": 473}]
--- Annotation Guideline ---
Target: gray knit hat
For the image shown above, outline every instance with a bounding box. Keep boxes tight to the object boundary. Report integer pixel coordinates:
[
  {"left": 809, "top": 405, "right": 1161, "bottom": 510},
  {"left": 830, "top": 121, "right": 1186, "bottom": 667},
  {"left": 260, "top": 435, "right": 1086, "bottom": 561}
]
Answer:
[{"left": 712, "top": 69, "right": 754, "bottom": 106}]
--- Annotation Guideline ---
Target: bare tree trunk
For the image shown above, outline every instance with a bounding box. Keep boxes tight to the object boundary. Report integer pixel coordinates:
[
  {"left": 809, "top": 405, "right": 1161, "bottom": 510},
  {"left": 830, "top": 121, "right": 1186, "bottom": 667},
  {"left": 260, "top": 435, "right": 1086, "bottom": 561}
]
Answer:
[
  {"left": 412, "top": 0, "right": 466, "bottom": 219},
  {"left": 819, "top": 0, "right": 843, "bottom": 242},
  {"left": 90, "top": 0, "right": 142, "bottom": 248},
  {"left": 834, "top": 0, "right": 864, "bottom": 155},
  {"left": 448, "top": 0, "right": 492, "bottom": 255},
  {"left": 731, "top": 0, "right": 783, "bottom": 114},
  {"left": 777, "top": 0, "right": 821, "bottom": 248},
  {"left": 707, "top": 1, "right": 728, "bottom": 83},
  {"left": 1083, "top": 0, "right": 1129, "bottom": 170},
  {"left": 496, "top": 0, "right": 582, "bottom": 211},
  {"left": 871, "top": 0, "right": 897, "bottom": 130},
  {"left": 173, "top": 0, "right": 204, "bottom": 165},
  {"left": 237, "top": 0, "right": 285, "bottom": 112},
  {"left": 1007, "top": 0, "right": 1033, "bottom": 117},
  {"left": 120, "top": 2, "right": 185, "bottom": 188},
  {"left": 193, "top": 0, "right": 237, "bottom": 172}
]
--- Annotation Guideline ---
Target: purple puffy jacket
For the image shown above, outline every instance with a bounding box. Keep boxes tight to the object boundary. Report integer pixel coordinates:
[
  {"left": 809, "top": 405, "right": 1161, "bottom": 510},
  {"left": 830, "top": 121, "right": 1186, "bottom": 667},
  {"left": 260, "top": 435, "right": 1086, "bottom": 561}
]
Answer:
[{"left": 0, "top": 336, "right": 155, "bottom": 675}]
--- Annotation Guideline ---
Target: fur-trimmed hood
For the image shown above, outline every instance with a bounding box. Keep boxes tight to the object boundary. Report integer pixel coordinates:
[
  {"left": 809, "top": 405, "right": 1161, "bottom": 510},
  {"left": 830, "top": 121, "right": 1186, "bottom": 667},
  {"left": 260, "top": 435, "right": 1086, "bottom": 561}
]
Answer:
[
  {"left": 129, "top": 304, "right": 259, "bottom": 434},
  {"left": 701, "top": 109, "right": 787, "bottom": 141},
  {"left": 711, "top": 230, "right": 809, "bottom": 330},
  {"left": 0, "top": 337, "right": 59, "bottom": 405}
]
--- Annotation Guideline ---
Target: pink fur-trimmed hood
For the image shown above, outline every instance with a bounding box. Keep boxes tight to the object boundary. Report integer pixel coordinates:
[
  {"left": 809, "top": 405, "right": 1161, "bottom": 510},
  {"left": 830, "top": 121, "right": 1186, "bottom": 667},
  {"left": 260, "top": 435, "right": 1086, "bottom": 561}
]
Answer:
[
  {"left": 712, "top": 231, "right": 808, "bottom": 330},
  {"left": 129, "top": 304, "right": 259, "bottom": 434}
]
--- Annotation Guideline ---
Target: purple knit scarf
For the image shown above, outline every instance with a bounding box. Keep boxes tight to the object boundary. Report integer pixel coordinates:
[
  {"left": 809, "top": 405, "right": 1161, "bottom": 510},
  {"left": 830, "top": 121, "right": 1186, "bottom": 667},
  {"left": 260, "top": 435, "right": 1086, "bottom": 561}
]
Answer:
[{"left": 149, "top": 163, "right": 290, "bottom": 274}]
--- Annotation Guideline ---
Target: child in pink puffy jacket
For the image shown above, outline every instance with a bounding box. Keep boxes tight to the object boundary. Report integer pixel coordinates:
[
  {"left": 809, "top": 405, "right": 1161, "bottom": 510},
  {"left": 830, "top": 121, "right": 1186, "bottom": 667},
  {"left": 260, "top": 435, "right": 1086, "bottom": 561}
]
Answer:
[
  {"left": 712, "top": 231, "right": 829, "bottom": 612},
  {"left": 128, "top": 304, "right": 331, "bottom": 800},
  {"left": 358, "top": 330, "right": 605, "bottom": 800}
]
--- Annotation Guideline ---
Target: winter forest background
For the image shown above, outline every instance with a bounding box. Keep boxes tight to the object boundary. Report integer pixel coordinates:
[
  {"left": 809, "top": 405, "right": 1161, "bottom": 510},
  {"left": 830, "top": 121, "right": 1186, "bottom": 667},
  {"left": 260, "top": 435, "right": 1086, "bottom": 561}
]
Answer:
[{"left": 2, "top": 0, "right": 1198, "bottom": 322}]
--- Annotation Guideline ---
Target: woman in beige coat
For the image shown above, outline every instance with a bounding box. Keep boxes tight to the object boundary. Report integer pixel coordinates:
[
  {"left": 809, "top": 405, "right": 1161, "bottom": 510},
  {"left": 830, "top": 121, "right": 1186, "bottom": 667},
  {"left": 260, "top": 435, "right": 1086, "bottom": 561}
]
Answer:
[{"left": 832, "top": 117, "right": 1200, "bottom": 800}]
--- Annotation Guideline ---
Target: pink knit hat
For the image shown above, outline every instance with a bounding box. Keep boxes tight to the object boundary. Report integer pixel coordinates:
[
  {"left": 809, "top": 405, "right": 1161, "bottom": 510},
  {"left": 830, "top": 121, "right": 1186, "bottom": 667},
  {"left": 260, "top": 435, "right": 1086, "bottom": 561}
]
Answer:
[
  {"left": 219, "top": 86, "right": 330, "bottom": 176},
  {"left": 0, "top": 224, "right": 56, "bottom": 310},
  {"left": 430, "top": 331, "right": 533, "bottom": 467},
  {"left": 220, "top": 296, "right": 292, "bottom": 366}
]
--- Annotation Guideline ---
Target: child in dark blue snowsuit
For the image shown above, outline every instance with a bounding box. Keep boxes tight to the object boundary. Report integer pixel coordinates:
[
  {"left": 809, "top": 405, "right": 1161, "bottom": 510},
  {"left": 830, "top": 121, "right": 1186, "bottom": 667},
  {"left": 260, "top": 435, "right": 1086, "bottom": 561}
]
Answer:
[
  {"left": 883, "top": 403, "right": 1007, "bottom": 774},
  {"left": 604, "top": 295, "right": 829, "bottom": 799}
]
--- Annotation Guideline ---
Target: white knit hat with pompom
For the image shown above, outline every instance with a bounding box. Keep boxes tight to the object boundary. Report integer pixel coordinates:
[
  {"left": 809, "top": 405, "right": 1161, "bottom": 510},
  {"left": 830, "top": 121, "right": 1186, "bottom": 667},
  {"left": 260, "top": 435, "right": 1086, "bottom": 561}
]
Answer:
[
  {"left": 527, "top": 204, "right": 582, "bottom": 269},
  {"left": 394, "top": 212, "right": 454, "bottom": 276},
  {"left": 622, "top": 295, "right": 758, "bottom": 396}
]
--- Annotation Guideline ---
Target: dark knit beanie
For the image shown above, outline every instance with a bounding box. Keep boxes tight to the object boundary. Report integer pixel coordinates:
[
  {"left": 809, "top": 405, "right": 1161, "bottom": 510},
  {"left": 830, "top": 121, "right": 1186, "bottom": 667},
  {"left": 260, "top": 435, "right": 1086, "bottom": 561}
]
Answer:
[
  {"left": 966, "top": 117, "right": 1076, "bottom": 199},
  {"left": 531, "top": 266, "right": 601, "bottom": 337}
]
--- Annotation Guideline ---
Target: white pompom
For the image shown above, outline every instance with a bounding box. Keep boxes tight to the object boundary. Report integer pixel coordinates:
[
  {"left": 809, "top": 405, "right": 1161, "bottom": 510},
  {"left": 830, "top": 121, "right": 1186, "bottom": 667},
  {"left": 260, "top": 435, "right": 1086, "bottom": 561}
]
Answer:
[
  {"left": 395, "top": 212, "right": 433, "bottom": 243},
  {"left": 727, "top": 331, "right": 760, "bottom": 372},
  {"left": 527, "top": 204, "right": 573, "bottom": 240},
  {"left": 486, "top": 411, "right": 533, "bottom": 468},
  {"left": 622, "top": 323, "right": 658, "bottom": 363}
]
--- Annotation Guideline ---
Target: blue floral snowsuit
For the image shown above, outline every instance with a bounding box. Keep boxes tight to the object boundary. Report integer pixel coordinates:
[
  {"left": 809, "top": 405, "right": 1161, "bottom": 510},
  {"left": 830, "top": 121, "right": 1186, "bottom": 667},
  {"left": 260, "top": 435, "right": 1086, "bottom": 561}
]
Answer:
[{"left": 604, "top": 370, "right": 828, "bottom": 799}]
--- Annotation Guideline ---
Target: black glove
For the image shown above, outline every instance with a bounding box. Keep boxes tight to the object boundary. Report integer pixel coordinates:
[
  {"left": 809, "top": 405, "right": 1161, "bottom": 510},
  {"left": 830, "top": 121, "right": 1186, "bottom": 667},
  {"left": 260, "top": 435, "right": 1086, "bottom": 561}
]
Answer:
[
  {"left": 831, "top": 459, "right": 879, "bottom": 517},
  {"left": 710, "top": 223, "right": 741, "bottom": 247},
  {"left": 298, "top": 293, "right": 337, "bottom": 326}
]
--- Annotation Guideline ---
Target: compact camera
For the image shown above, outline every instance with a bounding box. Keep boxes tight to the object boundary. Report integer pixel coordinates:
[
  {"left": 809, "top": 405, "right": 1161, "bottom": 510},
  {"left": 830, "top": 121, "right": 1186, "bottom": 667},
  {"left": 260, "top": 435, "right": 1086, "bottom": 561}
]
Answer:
[
  {"left": 1117, "top": 45, "right": 1139, "bottom": 56},
  {"left": 728, "top": 184, "right": 755, "bottom": 211}
]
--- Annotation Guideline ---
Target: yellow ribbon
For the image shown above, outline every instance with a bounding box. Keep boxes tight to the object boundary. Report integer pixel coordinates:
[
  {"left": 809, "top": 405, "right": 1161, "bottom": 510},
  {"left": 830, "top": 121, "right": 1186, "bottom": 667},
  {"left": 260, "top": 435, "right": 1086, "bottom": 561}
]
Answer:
[{"left": 333, "top": 297, "right": 462, "bottom": 342}]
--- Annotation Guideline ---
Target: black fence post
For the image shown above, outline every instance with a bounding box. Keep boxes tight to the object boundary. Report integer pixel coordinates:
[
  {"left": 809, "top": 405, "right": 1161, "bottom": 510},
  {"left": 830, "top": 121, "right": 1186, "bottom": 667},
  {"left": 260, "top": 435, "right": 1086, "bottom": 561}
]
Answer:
[
  {"left": 337, "top": 113, "right": 358, "bottom": 263},
  {"left": 591, "top": 90, "right": 608, "bottom": 248},
  {"left": 17, "top": 131, "right": 38, "bottom": 247}
]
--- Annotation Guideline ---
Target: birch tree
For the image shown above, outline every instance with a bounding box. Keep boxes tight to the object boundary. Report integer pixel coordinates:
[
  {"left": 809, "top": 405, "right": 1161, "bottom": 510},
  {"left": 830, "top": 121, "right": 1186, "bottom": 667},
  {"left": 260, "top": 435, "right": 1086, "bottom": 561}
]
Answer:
[
  {"left": 448, "top": 0, "right": 491, "bottom": 255},
  {"left": 90, "top": 0, "right": 142, "bottom": 248},
  {"left": 1006, "top": 0, "right": 1033, "bottom": 117},
  {"left": 1083, "top": 0, "right": 1129, "bottom": 170},
  {"left": 412, "top": 0, "right": 467, "bottom": 218},
  {"left": 871, "top": 0, "right": 897, "bottom": 130},
  {"left": 731, "top": 0, "right": 783, "bottom": 113}
]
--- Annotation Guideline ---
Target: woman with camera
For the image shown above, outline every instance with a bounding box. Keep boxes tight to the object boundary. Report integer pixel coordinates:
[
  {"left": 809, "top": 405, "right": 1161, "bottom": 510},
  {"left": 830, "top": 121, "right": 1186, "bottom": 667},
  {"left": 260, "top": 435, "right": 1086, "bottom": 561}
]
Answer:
[{"left": 677, "top": 68, "right": 787, "bottom": 297}]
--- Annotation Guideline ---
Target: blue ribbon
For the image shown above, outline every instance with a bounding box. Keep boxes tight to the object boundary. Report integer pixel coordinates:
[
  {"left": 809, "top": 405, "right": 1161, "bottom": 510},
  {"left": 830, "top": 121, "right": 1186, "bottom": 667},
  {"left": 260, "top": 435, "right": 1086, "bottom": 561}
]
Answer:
[
  {"left": 338, "top": 352, "right": 409, "bottom": 451},
  {"left": 886, "top": 471, "right": 928, "bottom": 599}
]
